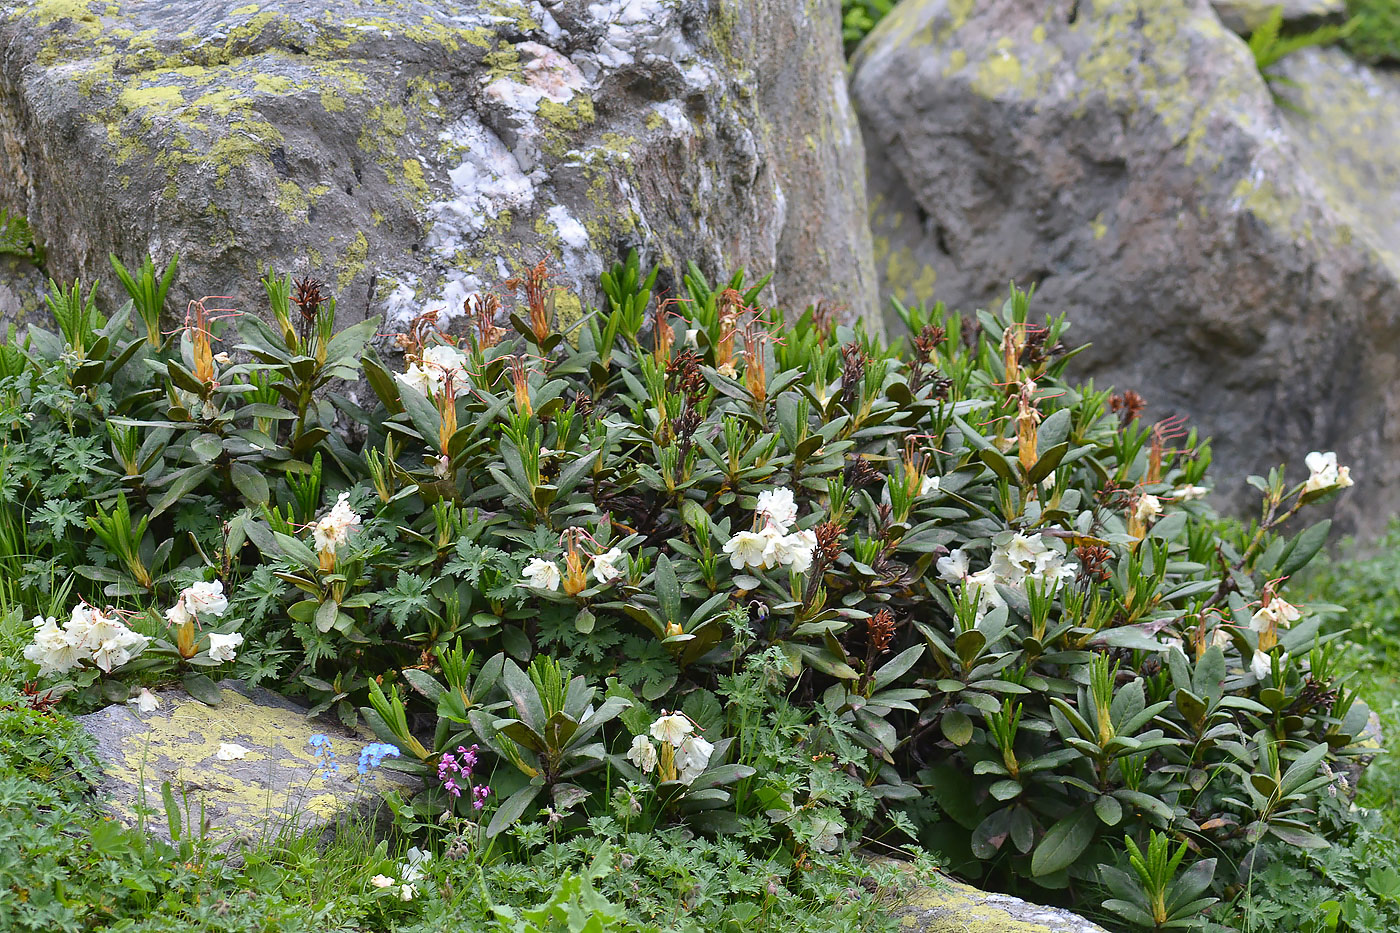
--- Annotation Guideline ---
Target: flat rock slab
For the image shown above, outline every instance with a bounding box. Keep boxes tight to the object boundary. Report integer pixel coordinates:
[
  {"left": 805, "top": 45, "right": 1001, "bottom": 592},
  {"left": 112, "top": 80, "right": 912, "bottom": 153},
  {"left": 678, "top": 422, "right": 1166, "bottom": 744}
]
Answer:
[
  {"left": 78, "top": 681, "right": 417, "bottom": 847},
  {"left": 894, "top": 873, "right": 1108, "bottom": 933}
]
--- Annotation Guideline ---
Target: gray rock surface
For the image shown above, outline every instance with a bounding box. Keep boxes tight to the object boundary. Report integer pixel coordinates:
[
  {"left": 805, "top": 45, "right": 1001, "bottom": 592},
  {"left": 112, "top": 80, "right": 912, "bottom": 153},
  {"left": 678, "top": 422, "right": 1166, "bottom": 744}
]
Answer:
[
  {"left": 853, "top": 0, "right": 1400, "bottom": 534},
  {"left": 0, "top": 254, "right": 45, "bottom": 325},
  {"left": 0, "top": 0, "right": 877, "bottom": 336},
  {"left": 78, "top": 680, "right": 416, "bottom": 847},
  {"left": 1211, "top": 0, "right": 1346, "bottom": 33}
]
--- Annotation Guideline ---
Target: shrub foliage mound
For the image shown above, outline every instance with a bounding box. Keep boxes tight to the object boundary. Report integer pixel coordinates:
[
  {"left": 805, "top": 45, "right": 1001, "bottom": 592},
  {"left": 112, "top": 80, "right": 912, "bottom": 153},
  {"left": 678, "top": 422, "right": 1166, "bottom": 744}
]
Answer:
[{"left": 5, "top": 254, "right": 1374, "bottom": 929}]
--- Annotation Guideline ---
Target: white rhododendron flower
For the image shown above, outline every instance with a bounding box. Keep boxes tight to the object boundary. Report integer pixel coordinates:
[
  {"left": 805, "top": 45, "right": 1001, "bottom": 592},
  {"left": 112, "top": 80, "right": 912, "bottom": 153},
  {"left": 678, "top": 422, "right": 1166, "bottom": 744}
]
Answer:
[
  {"left": 522, "top": 558, "right": 561, "bottom": 591},
  {"left": 128, "top": 688, "right": 162, "bottom": 714},
  {"left": 724, "top": 530, "right": 774, "bottom": 570},
  {"left": 946, "top": 534, "right": 1076, "bottom": 620},
  {"left": 755, "top": 487, "right": 798, "bottom": 532},
  {"left": 313, "top": 493, "right": 362, "bottom": 554},
  {"left": 207, "top": 632, "right": 244, "bottom": 663},
  {"left": 1251, "top": 651, "right": 1283, "bottom": 681},
  {"left": 1176, "top": 485, "right": 1209, "bottom": 501},
  {"left": 936, "top": 548, "right": 971, "bottom": 583},
  {"left": 23, "top": 616, "right": 88, "bottom": 677},
  {"left": 1250, "top": 597, "right": 1302, "bottom": 633},
  {"left": 167, "top": 580, "right": 229, "bottom": 629},
  {"left": 1032, "top": 550, "right": 1077, "bottom": 584},
  {"left": 627, "top": 734, "right": 658, "bottom": 773},
  {"left": 921, "top": 476, "right": 940, "bottom": 496},
  {"left": 675, "top": 734, "right": 714, "bottom": 784},
  {"left": 991, "top": 533, "right": 1048, "bottom": 586},
  {"left": 399, "top": 884, "right": 417, "bottom": 902},
  {"left": 26, "top": 604, "right": 150, "bottom": 676},
  {"left": 68, "top": 603, "right": 125, "bottom": 647},
  {"left": 397, "top": 344, "right": 470, "bottom": 398},
  {"left": 396, "top": 362, "right": 435, "bottom": 397},
  {"left": 1304, "top": 451, "right": 1353, "bottom": 493},
  {"left": 216, "top": 742, "right": 249, "bottom": 761},
  {"left": 1134, "top": 495, "right": 1161, "bottom": 524},
  {"left": 591, "top": 547, "right": 626, "bottom": 585},
  {"left": 967, "top": 568, "right": 1006, "bottom": 615},
  {"left": 772, "top": 528, "right": 817, "bottom": 573},
  {"left": 370, "top": 874, "right": 395, "bottom": 889},
  {"left": 650, "top": 713, "right": 693, "bottom": 747},
  {"left": 725, "top": 488, "right": 818, "bottom": 574}
]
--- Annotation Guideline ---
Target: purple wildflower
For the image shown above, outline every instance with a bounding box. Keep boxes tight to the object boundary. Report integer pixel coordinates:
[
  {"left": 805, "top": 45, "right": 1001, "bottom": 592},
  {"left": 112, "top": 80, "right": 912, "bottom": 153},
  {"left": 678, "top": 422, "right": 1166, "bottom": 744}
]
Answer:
[{"left": 436, "top": 743, "right": 490, "bottom": 808}]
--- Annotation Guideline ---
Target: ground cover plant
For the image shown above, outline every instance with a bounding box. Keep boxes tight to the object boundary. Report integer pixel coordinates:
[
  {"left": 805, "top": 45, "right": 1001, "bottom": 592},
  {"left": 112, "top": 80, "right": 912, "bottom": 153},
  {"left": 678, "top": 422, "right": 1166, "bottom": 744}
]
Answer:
[
  {"left": 4, "top": 250, "right": 1378, "bottom": 931},
  {"left": 1344, "top": 0, "right": 1400, "bottom": 62}
]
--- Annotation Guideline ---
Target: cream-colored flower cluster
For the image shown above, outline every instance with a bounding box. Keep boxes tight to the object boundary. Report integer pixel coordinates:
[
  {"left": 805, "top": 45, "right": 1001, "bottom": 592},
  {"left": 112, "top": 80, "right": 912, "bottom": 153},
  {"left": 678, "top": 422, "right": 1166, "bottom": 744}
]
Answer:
[
  {"left": 722, "top": 487, "right": 817, "bottom": 574},
  {"left": 521, "top": 546, "right": 627, "bottom": 591},
  {"left": 313, "top": 492, "right": 363, "bottom": 556},
  {"left": 396, "top": 344, "right": 472, "bottom": 399},
  {"left": 1303, "top": 451, "right": 1354, "bottom": 494},
  {"left": 627, "top": 712, "right": 714, "bottom": 785},
  {"left": 23, "top": 603, "right": 149, "bottom": 676},
  {"left": 937, "top": 532, "right": 1076, "bottom": 616}
]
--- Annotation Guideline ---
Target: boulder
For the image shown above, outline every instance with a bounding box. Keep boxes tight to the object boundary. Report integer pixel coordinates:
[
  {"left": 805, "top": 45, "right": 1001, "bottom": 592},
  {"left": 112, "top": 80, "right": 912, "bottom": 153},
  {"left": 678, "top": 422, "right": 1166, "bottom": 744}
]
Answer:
[
  {"left": 77, "top": 680, "right": 416, "bottom": 847},
  {"left": 0, "top": 254, "right": 45, "bottom": 325},
  {"left": 894, "top": 871, "right": 1108, "bottom": 933},
  {"left": 0, "top": 0, "right": 877, "bottom": 335},
  {"left": 852, "top": 0, "right": 1400, "bottom": 534}
]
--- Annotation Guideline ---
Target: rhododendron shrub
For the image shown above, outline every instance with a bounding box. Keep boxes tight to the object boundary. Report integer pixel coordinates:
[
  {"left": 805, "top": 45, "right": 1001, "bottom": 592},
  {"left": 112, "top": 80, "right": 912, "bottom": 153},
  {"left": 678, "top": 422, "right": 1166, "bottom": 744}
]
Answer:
[{"left": 2, "top": 254, "right": 1375, "bottom": 920}]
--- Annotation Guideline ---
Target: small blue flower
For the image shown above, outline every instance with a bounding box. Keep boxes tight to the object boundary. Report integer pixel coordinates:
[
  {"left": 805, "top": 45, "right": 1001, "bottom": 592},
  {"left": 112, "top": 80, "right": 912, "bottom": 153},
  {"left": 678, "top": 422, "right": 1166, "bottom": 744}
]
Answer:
[
  {"left": 309, "top": 733, "right": 339, "bottom": 780},
  {"left": 358, "top": 742, "right": 401, "bottom": 776}
]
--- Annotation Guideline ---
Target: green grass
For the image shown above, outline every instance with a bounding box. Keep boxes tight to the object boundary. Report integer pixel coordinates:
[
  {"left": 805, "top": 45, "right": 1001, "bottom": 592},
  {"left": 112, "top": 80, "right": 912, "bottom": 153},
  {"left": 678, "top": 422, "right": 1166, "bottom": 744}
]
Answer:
[
  {"left": 1301, "top": 523, "right": 1400, "bottom": 832},
  {"left": 1344, "top": 0, "right": 1400, "bottom": 64},
  {"left": 1219, "top": 519, "right": 1400, "bottom": 933}
]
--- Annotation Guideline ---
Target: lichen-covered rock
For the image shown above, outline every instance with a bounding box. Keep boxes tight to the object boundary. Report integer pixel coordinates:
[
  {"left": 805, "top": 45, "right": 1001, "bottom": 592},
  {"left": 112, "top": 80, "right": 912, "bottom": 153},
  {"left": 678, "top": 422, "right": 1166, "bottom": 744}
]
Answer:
[
  {"left": 0, "top": 0, "right": 876, "bottom": 336},
  {"left": 853, "top": 0, "right": 1400, "bottom": 534},
  {"left": 0, "top": 255, "right": 45, "bottom": 325},
  {"left": 894, "top": 872, "right": 1108, "bottom": 933},
  {"left": 1211, "top": 0, "right": 1345, "bottom": 33},
  {"left": 77, "top": 681, "right": 416, "bottom": 847}
]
